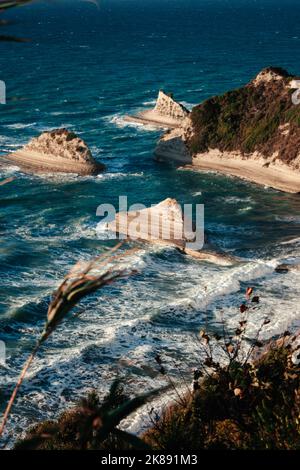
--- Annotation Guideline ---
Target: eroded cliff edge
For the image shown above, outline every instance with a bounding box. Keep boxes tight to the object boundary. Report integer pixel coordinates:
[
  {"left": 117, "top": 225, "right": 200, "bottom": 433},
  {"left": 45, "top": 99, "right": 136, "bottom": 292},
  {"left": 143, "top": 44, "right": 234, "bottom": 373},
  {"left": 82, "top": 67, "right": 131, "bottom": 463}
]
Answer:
[
  {"left": 155, "top": 67, "right": 300, "bottom": 193},
  {"left": 125, "top": 90, "right": 189, "bottom": 129}
]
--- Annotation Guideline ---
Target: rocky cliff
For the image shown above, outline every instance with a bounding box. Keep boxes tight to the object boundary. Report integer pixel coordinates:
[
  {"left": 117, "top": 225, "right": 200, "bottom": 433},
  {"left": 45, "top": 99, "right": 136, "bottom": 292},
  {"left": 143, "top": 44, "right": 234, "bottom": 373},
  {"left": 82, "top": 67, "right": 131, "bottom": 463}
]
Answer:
[
  {"left": 102, "top": 198, "right": 235, "bottom": 265},
  {"left": 124, "top": 90, "right": 190, "bottom": 129},
  {"left": 153, "top": 90, "right": 189, "bottom": 121},
  {"left": 155, "top": 67, "right": 300, "bottom": 192},
  {"left": 3, "top": 128, "right": 105, "bottom": 175}
]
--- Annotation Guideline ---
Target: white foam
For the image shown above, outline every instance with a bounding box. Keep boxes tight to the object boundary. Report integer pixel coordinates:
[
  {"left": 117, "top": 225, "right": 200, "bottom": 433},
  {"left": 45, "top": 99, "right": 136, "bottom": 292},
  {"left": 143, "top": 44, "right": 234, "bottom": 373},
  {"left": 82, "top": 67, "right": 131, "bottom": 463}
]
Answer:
[
  {"left": 142, "top": 100, "right": 156, "bottom": 106},
  {"left": 14, "top": 217, "right": 98, "bottom": 243},
  {"left": 96, "top": 171, "right": 144, "bottom": 181},
  {"left": 106, "top": 113, "right": 159, "bottom": 131},
  {"left": 218, "top": 195, "right": 254, "bottom": 204},
  {"left": 0, "top": 164, "right": 21, "bottom": 174},
  {"left": 31, "top": 170, "right": 144, "bottom": 183},
  {"left": 281, "top": 237, "right": 300, "bottom": 245},
  {"left": 238, "top": 206, "right": 253, "bottom": 213},
  {"left": 167, "top": 258, "right": 278, "bottom": 314},
  {"left": 181, "top": 101, "right": 196, "bottom": 110},
  {"left": 275, "top": 215, "right": 300, "bottom": 224},
  {"left": 5, "top": 123, "right": 36, "bottom": 130},
  {"left": 1, "top": 240, "right": 300, "bottom": 446}
]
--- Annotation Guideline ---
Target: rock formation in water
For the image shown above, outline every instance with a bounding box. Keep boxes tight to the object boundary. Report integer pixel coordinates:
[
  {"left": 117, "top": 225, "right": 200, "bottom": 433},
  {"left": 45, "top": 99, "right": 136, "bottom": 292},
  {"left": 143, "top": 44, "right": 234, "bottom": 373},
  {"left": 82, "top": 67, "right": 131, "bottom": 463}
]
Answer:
[
  {"left": 107, "top": 197, "right": 193, "bottom": 249},
  {"left": 103, "top": 197, "right": 235, "bottom": 265},
  {"left": 124, "top": 90, "right": 190, "bottom": 129},
  {"left": 155, "top": 67, "right": 300, "bottom": 193},
  {"left": 2, "top": 128, "right": 105, "bottom": 175},
  {"left": 153, "top": 91, "right": 189, "bottom": 121},
  {"left": 275, "top": 262, "right": 300, "bottom": 273}
]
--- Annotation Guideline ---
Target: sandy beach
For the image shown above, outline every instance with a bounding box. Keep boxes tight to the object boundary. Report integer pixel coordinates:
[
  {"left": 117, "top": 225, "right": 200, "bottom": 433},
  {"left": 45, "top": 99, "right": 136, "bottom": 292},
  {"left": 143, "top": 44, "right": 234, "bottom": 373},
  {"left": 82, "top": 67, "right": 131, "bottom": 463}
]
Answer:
[
  {"left": 124, "top": 109, "right": 182, "bottom": 129},
  {"left": 0, "top": 150, "right": 104, "bottom": 175},
  {"left": 183, "top": 150, "right": 300, "bottom": 194}
]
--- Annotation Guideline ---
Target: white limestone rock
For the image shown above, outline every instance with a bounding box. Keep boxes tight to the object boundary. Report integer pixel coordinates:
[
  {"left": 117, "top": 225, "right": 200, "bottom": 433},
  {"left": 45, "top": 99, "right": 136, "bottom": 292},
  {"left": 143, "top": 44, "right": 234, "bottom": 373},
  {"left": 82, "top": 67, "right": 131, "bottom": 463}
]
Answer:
[{"left": 4, "top": 128, "right": 105, "bottom": 175}]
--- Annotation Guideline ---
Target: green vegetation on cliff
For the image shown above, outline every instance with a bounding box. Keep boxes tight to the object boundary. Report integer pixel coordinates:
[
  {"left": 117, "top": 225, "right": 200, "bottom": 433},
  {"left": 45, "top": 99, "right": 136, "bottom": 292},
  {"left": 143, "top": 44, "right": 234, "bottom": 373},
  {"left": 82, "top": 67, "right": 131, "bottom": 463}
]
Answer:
[
  {"left": 189, "top": 67, "right": 300, "bottom": 164},
  {"left": 144, "top": 343, "right": 300, "bottom": 450}
]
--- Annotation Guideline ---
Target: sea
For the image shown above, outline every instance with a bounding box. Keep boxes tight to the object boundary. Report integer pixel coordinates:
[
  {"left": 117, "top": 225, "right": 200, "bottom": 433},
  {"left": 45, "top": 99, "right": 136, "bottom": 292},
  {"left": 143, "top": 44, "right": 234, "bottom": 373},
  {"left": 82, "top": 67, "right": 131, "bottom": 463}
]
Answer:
[{"left": 1, "top": 0, "right": 300, "bottom": 445}]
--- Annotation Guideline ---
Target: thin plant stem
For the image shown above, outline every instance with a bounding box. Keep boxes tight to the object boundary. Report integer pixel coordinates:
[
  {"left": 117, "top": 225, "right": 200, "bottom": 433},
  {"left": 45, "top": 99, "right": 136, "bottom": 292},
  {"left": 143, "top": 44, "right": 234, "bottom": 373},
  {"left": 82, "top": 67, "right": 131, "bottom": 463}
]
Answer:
[
  {"left": 0, "top": 177, "right": 14, "bottom": 186},
  {"left": 0, "top": 242, "right": 136, "bottom": 439},
  {"left": 0, "top": 339, "right": 42, "bottom": 437}
]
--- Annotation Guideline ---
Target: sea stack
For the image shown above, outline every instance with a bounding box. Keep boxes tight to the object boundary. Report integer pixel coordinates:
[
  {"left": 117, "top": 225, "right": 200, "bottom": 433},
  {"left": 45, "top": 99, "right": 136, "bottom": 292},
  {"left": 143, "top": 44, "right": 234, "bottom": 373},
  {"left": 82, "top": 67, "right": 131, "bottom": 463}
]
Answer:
[
  {"left": 106, "top": 198, "right": 194, "bottom": 249},
  {"left": 2, "top": 128, "right": 105, "bottom": 175},
  {"left": 153, "top": 91, "right": 189, "bottom": 121},
  {"left": 101, "top": 198, "right": 235, "bottom": 265},
  {"left": 155, "top": 67, "right": 300, "bottom": 193},
  {"left": 124, "top": 90, "right": 190, "bottom": 129}
]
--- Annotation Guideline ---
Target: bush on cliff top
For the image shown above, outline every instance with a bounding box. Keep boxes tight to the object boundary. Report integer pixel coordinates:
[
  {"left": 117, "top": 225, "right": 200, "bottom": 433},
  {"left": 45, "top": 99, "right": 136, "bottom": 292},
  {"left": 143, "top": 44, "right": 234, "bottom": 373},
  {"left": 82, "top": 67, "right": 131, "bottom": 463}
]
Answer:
[
  {"left": 189, "top": 68, "right": 300, "bottom": 163},
  {"left": 14, "top": 339, "right": 300, "bottom": 450},
  {"left": 144, "top": 343, "right": 300, "bottom": 450}
]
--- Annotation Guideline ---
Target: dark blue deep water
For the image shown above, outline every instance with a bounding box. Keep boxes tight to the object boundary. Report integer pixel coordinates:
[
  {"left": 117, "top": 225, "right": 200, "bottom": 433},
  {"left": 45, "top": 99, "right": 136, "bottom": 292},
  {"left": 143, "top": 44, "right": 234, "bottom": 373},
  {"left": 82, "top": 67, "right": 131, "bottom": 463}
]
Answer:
[{"left": 1, "top": 0, "right": 300, "bottom": 443}]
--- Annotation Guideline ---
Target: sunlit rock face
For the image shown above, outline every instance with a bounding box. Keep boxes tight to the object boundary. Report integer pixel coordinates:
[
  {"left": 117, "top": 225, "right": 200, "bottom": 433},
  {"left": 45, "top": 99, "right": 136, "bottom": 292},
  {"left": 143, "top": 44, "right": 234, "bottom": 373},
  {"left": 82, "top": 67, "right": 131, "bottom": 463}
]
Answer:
[
  {"left": 107, "top": 198, "right": 194, "bottom": 249},
  {"left": 153, "top": 90, "right": 189, "bottom": 121},
  {"left": 5, "top": 128, "right": 105, "bottom": 175}
]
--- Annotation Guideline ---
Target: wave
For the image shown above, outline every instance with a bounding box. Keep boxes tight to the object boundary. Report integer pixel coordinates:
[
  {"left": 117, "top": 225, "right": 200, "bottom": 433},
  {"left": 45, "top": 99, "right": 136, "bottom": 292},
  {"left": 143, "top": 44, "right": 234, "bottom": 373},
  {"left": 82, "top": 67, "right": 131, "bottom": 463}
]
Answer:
[
  {"left": 97, "top": 171, "right": 144, "bottom": 181},
  {"left": 13, "top": 217, "right": 99, "bottom": 243},
  {"left": 4, "top": 123, "right": 36, "bottom": 130},
  {"left": 105, "top": 113, "right": 159, "bottom": 131},
  {"left": 2, "top": 242, "right": 300, "bottom": 446},
  {"left": 181, "top": 101, "right": 196, "bottom": 110},
  {"left": 0, "top": 164, "right": 21, "bottom": 174},
  {"left": 49, "top": 111, "right": 84, "bottom": 117},
  {"left": 281, "top": 237, "right": 300, "bottom": 245},
  {"left": 275, "top": 215, "right": 300, "bottom": 224},
  {"left": 32, "top": 170, "right": 144, "bottom": 183},
  {"left": 142, "top": 100, "right": 156, "bottom": 106},
  {"left": 218, "top": 195, "right": 254, "bottom": 204},
  {"left": 238, "top": 206, "right": 253, "bottom": 213}
]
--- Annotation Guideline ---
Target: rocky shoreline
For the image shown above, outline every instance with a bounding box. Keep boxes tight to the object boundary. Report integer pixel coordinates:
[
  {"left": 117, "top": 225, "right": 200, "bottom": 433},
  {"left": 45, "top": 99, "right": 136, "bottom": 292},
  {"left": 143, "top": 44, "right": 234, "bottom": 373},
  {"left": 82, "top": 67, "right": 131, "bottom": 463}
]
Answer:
[
  {"left": 183, "top": 149, "right": 300, "bottom": 194},
  {"left": 154, "top": 68, "right": 300, "bottom": 194},
  {"left": 104, "top": 197, "right": 236, "bottom": 265},
  {"left": 1, "top": 128, "right": 105, "bottom": 175},
  {"left": 124, "top": 90, "right": 189, "bottom": 129},
  {"left": 3, "top": 68, "right": 300, "bottom": 191}
]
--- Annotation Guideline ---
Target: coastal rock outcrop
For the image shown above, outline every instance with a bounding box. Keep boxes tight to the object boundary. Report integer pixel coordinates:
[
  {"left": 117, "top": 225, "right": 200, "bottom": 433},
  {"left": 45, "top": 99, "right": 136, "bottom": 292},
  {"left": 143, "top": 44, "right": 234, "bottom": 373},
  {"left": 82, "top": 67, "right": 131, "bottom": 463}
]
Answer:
[
  {"left": 2, "top": 128, "right": 104, "bottom": 175},
  {"left": 153, "top": 91, "right": 189, "bottom": 121},
  {"left": 106, "top": 197, "right": 193, "bottom": 249},
  {"left": 102, "top": 198, "right": 235, "bottom": 265},
  {"left": 155, "top": 67, "right": 300, "bottom": 193},
  {"left": 275, "top": 262, "right": 300, "bottom": 273},
  {"left": 252, "top": 67, "right": 290, "bottom": 86},
  {"left": 124, "top": 91, "right": 190, "bottom": 129},
  {"left": 154, "top": 118, "right": 192, "bottom": 163}
]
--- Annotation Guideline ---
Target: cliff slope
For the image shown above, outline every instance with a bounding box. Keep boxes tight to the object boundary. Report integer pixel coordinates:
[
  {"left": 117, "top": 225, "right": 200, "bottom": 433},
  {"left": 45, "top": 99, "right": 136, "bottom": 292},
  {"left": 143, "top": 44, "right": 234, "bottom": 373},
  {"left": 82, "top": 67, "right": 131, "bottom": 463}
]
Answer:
[{"left": 155, "top": 67, "right": 300, "bottom": 193}]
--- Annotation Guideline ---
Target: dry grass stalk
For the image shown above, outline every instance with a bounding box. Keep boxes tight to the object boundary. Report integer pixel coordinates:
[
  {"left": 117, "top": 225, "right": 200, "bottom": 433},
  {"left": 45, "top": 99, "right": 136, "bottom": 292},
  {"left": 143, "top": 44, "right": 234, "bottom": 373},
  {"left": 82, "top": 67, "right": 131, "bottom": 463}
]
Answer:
[
  {"left": 0, "top": 1, "right": 33, "bottom": 11},
  {"left": 0, "top": 242, "right": 139, "bottom": 438},
  {"left": 0, "top": 177, "right": 14, "bottom": 186}
]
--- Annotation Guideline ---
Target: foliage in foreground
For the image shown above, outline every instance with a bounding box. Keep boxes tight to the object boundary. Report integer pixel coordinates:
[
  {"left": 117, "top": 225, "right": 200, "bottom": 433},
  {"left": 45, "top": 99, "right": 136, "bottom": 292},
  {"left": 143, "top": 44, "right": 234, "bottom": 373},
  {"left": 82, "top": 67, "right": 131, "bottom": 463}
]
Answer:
[
  {"left": 144, "top": 340, "right": 300, "bottom": 450},
  {"left": 0, "top": 1, "right": 99, "bottom": 42},
  {"left": 6, "top": 272, "right": 300, "bottom": 451},
  {"left": 15, "top": 336, "right": 300, "bottom": 450},
  {"left": 14, "top": 381, "right": 163, "bottom": 450},
  {"left": 142, "top": 288, "right": 300, "bottom": 450},
  {"left": 0, "top": 242, "right": 138, "bottom": 438}
]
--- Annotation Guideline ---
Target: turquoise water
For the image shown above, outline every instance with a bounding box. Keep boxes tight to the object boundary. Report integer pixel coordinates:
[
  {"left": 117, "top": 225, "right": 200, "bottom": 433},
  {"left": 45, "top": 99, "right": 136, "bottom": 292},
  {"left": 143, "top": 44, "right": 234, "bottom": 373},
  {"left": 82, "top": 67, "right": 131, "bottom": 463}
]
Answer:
[{"left": 1, "top": 0, "right": 300, "bottom": 442}]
